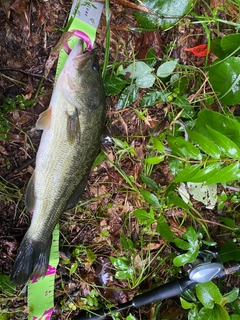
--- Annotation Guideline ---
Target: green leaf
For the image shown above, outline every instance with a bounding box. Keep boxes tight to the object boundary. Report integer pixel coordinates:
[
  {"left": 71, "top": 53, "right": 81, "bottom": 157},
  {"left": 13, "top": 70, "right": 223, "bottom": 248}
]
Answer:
[
  {"left": 218, "top": 241, "right": 240, "bottom": 262},
  {"left": 205, "top": 162, "right": 240, "bottom": 184},
  {"left": 168, "top": 136, "right": 202, "bottom": 160},
  {"left": 140, "top": 90, "right": 169, "bottom": 107},
  {"left": 116, "top": 84, "right": 138, "bottom": 110},
  {"left": 133, "top": 0, "right": 195, "bottom": 30},
  {"left": 144, "top": 155, "right": 165, "bottom": 165},
  {"left": 231, "top": 315, "right": 240, "bottom": 320},
  {"left": 198, "top": 305, "right": 230, "bottom": 320},
  {"left": 187, "top": 130, "right": 221, "bottom": 159},
  {"left": 110, "top": 256, "right": 130, "bottom": 270},
  {"left": 104, "top": 74, "right": 128, "bottom": 95},
  {"left": 174, "top": 238, "right": 190, "bottom": 251},
  {"left": 140, "top": 174, "right": 160, "bottom": 191},
  {"left": 136, "top": 73, "right": 156, "bottom": 88},
  {"left": 196, "top": 109, "right": 240, "bottom": 145},
  {"left": 167, "top": 193, "right": 191, "bottom": 209},
  {"left": 120, "top": 61, "right": 153, "bottom": 80},
  {"left": 180, "top": 297, "right": 195, "bottom": 310},
  {"left": 205, "top": 125, "right": 240, "bottom": 159},
  {"left": 196, "top": 281, "right": 222, "bottom": 308},
  {"left": 156, "top": 215, "right": 174, "bottom": 241},
  {"left": 157, "top": 60, "right": 178, "bottom": 78},
  {"left": 0, "top": 274, "right": 16, "bottom": 296},
  {"left": 208, "top": 57, "right": 240, "bottom": 105},
  {"left": 221, "top": 34, "right": 240, "bottom": 55},
  {"left": 141, "top": 190, "right": 160, "bottom": 206},
  {"left": 224, "top": 287, "right": 239, "bottom": 304},
  {"left": 173, "top": 164, "right": 201, "bottom": 183},
  {"left": 187, "top": 163, "right": 221, "bottom": 183},
  {"left": 115, "top": 268, "right": 134, "bottom": 279},
  {"left": 133, "top": 209, "right": 155, "bottom": 225},
  {"left": 70, "top": 262, "right": 78, "bottom": 276}
]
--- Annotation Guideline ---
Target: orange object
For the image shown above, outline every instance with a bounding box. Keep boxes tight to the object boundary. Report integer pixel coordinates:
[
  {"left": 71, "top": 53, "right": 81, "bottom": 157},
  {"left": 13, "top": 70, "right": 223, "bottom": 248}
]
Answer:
[{"left": 185, "top": 44, "right": 210, "bottom": 57}]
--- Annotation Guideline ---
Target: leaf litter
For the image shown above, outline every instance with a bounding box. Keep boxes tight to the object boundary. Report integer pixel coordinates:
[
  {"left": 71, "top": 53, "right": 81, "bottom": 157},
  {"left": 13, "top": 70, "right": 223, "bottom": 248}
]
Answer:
[{"left": 0, "top": 0, "right": 240, "bottom": 319}]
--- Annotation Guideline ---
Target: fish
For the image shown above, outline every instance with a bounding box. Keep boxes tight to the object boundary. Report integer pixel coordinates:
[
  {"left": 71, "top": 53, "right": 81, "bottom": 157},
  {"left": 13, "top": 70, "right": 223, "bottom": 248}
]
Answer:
[{"left": 10, "top": 40, "right": 106, "bottom": 286}]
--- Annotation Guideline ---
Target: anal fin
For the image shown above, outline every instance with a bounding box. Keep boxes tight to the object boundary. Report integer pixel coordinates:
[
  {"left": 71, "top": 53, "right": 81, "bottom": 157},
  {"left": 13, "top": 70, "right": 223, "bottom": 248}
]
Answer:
[{"left": 25, "top": 172, "right": 36, "bottom": 213}]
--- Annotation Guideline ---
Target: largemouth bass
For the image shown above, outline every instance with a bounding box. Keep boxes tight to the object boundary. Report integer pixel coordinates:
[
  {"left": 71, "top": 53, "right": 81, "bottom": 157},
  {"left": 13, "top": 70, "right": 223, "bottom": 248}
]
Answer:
[{"left": 11, "top": 41, "right": 106, "bottom": 286}]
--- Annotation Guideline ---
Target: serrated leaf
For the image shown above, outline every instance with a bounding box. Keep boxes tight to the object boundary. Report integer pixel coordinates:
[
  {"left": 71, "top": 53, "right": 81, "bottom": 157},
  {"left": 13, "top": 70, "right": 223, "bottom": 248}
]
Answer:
[
  {"left": 196, "top": 109, "right": 240, "bottom": 145},
  {"left": 187, "top": 130, "right": 221, "bottom": 159},
  {"left": 205, "top": 125, "right": 240, "bottom": 159},
  {"left": 133, "top": 0, "right": 195, "bottom": 30},
  {"left": 196, "top": 281, "right": 222, "bottom": 308},
  {"left": 187, "top": 163, "right": 221, "bottom": 183},
  {"left": 173, "top": 164, "right": 201, "bottom": 183},
  {"left": 141, "top": 190, "right": 160, "bottom": 207},
  {"left": 157, "top": 60, "right": 178, "bottom": 78},
  {"left": 168, "top": 136, "right": 202, "bottom": 160},
  {"left": 156, "top": 215, "right": 174, "bottom": 241},
  {"left": 208, "top": 57, "right": 240, "bottom": 105},
  {"left": 205, "top": 162, "right": 240, "bottom": 184}
]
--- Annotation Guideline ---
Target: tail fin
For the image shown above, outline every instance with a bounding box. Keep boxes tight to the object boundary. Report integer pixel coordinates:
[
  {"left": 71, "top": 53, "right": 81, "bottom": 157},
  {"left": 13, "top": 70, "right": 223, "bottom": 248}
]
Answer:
[{"left": 11, "top": 234, "right": 52, "bottom": 286}]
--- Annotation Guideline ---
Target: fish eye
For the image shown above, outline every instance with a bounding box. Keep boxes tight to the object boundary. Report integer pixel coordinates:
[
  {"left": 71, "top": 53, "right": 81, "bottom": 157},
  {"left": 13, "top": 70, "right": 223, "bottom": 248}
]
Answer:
[{"left": 92, "top": 63, "right": 99, "bottom": 72}]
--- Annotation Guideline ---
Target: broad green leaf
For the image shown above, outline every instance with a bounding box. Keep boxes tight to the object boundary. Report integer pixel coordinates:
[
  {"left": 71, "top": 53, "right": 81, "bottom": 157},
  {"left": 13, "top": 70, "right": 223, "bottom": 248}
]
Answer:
[
  {"left": 205, "top": 162, "right": 240, "bottom": 184},
  {"left": 116, "top": 268, "right": 134, "bottom": 279},
  {"left": 186, "top": 226, "right": 198, "bottom": 247},
  {"left": 116, "top": 84, "right": 138, "bottom": 110},
  {"left": 188, "top": 305, "right": 199, "bottom": 320},
  {"left": 140, "top": 90, "right": 169, "bottom": 107},
  {"left": 180, "top": 297, "right": 195, "bottom": 309},
  {"left": 168, "top": 136, "right": 202, "bottom": 160},
  {"left": 196, "top": 281, "right": 222, "bottom": 308},
  {"left": 221, "top": 34, "right": 240, "bottom": 55},
  {"left": 196, "top": 109, "right": 240, "bottom": 145},
  {"left": 144, "top": 155, "right": 165, "bottom": 165},
  {"left": 205, "top": 125, "right": 240, "bottom": 159},
  {"left": 133, "top": 0, "right": 195, "bottom": 30},
  {"left": 156, "top": 215, "right": 174, "bottom": 241},
  {"left": 173, "top": 164, "right": 201, "bottom": 183},
  {"left": 136, "top": 73, "right": 156, "bottom": 88},
  {"left": 208, "top": 57, "right": 240, "bottom": 105},
  {"left": 104, "top": 74, "right": 128, "bottom": 95},
  {"left": 157, "top": 60, "right": 178, "bottom": 78},
  {"left": 187, "top": 130, "right": 221, "bottom": 159},
  {"left": 110, "top": 256, "right": 130, "bottom": 270},
  {"left": 173, "top": 251, "right": 193, "bottom": 267},
  {"left": 174, "top": 238, "right": 190, "bottom": 251},
  {"left": 218, "top": 241, "right": 240, "bottom": 262},
  {"left": 133, "top": 209, "right": 155, "bottom": 225},
  {"left": 141, "top": 190, "right": 160, "bottom": 207},
  {"left": 187, "top": 163, "right": 221, "bottom": 182},
  {"left": 125, "top": 314, "right": 137, "bottom": 320},
  {"left": 198, "top": 305, "right": 230, "bottom": 320},
  {"left": 120, "top": 61, "right": 153, "bottom": 80},
  {"left": 224, "top": 287, "right": 239, "bottom": 304}
]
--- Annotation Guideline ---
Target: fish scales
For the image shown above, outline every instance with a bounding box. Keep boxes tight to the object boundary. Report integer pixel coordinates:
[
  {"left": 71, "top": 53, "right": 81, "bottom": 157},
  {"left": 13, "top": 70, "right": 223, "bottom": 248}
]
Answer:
[{"left": 11, "top": 41, "right": 106, "bottom": 285}]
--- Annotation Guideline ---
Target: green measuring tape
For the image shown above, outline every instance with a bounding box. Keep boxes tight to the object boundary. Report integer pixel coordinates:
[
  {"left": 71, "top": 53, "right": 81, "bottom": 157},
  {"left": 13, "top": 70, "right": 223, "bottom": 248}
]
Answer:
[{"left": 27, "top": 1, "right": 104, "bottom": 319}]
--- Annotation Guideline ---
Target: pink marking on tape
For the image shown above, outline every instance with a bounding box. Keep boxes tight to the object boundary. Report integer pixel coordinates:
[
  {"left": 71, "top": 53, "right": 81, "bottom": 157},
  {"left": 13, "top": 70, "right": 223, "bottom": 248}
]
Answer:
[
  {"left": 46, "top": 265, "right": 56, "bottom": 276},
  {"left": 32, "top": 307, "right": 54, "bottom": 320},
  {"left": 63, "top": 30, "right": 93, "bottom": 55}
]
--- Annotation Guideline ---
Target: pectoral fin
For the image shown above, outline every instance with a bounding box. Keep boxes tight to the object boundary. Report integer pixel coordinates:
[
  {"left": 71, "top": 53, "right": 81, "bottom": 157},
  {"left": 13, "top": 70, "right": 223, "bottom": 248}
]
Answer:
[
  {"left": 36, "top": 109, "right": 52, "bottom": 130},
  {"left": 67, "top": 108, "right": 80, "bottom": 144},
  {"left": 66, "top": 178, "right": 88, "bottom": 210},
  {"left": 25, "top": 172, "right": 36, "bottom": 213}
]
